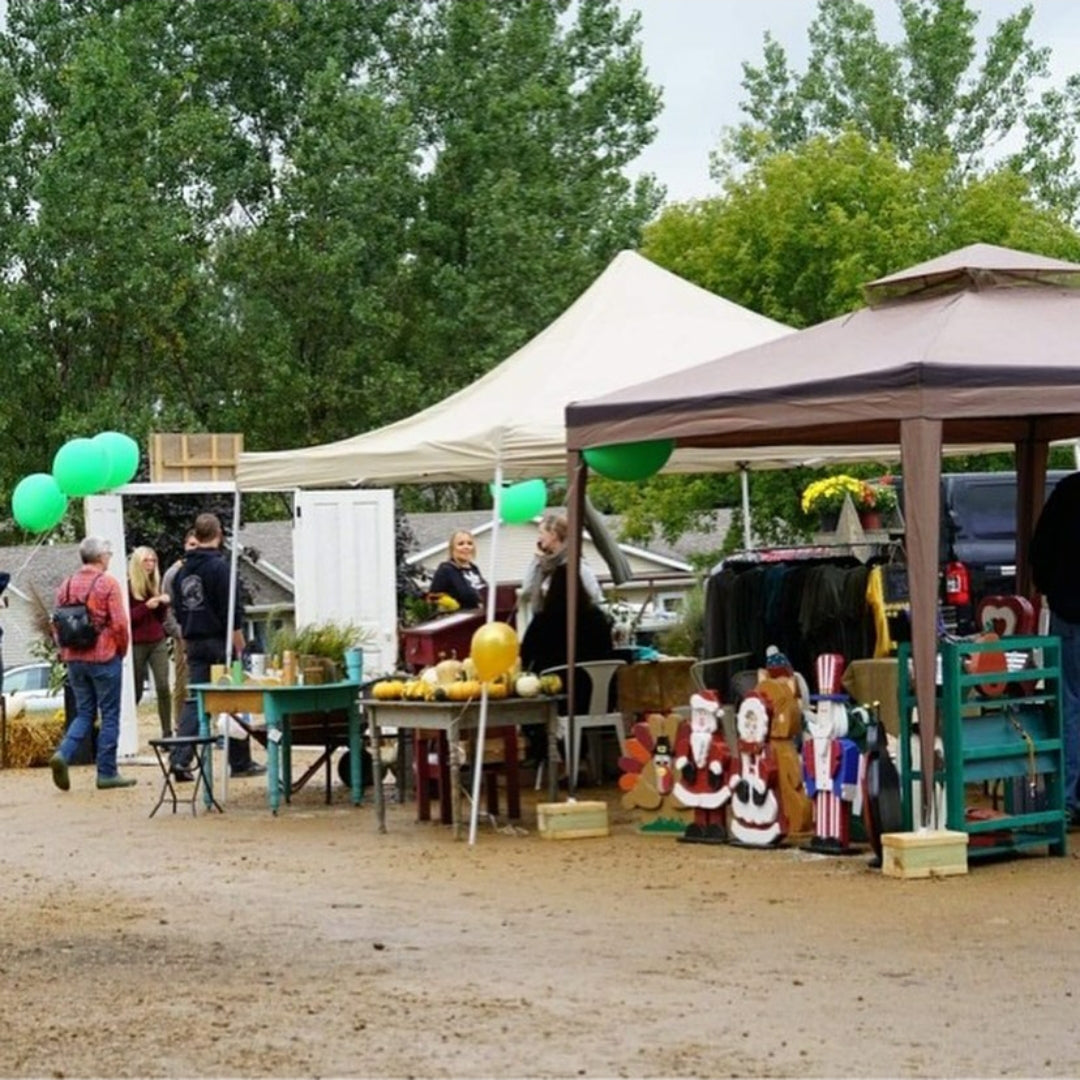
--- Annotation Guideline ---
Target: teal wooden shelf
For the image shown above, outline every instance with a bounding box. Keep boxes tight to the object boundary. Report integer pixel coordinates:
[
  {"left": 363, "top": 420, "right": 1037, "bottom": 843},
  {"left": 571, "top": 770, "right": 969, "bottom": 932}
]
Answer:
[{"left": 898, "top": 634, "right": 1067, "bottom": 860}]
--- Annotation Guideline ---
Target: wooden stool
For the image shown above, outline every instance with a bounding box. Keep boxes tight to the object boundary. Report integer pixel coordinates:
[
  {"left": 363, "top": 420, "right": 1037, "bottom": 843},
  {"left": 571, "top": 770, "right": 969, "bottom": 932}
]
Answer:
[{"left": 414, "top": 726, "right": 521, "bottom": 824}]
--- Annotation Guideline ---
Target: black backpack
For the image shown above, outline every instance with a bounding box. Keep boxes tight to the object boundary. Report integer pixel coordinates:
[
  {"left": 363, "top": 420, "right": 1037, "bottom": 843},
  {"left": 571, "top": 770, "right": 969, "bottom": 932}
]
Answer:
[{"left": 52, "top": 573, "right": 105, "bottom": 649}]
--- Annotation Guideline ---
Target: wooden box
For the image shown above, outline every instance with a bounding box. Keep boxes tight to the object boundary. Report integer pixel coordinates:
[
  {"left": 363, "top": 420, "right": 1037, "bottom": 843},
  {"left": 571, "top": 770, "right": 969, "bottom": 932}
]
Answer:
[
  {"left": 537, "top": 800, "right": 610, "bottom": 840},
  {"left": 881, "top": 829, "right": 968, "bottom": 879}
]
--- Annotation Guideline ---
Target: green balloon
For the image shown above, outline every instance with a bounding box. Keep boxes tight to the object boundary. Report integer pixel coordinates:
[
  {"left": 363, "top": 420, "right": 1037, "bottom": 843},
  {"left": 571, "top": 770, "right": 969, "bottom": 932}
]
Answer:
[
  {"left": 12, "top": 473, "right": 68, "bottom": 532},
  {"left": 92, "top": 431, "right": 140, "bottom": 488},
  {"left": 583, "top": 439, "right": 675, "bottom": 482},
  {"left": 52, "top": 437, "right": 112, "bottom": 497},
  {"left": 491, "top": 478, "right": 546, "bottom": 524}
]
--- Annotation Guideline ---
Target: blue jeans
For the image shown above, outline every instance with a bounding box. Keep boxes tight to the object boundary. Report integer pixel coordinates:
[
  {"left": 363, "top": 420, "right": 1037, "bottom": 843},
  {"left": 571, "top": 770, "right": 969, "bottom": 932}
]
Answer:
[
  {"left": 59, "top": 656, "right": 122, "bottom": 779},
  {"left": 1051, "top": 612, "right": 1080, "bottom": 813}
]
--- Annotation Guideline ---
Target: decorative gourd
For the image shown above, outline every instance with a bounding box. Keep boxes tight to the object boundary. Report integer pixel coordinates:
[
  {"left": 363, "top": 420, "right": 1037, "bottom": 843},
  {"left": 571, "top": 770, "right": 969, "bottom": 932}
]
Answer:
[
  {"left": 372, "top": 679, "right": 405, "bottom": 700},
  {"left": 539, "top": 673, "right": 563, "bottom": 696},
  {"left": 486, "top": 680, "right": 509, "bottom": 699},
  {"left": 515, "top": 673, "right": 541, "bottom": 698},
  {"left": 435, "top": 658, "right": 465, "bottom": 684}
]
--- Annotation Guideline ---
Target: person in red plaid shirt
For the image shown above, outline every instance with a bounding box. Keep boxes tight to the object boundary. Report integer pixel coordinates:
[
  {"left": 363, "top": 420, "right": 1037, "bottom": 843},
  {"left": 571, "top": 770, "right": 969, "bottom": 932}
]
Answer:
[{"left": 48, "top": 536, "right": 133, "bottom": 791}]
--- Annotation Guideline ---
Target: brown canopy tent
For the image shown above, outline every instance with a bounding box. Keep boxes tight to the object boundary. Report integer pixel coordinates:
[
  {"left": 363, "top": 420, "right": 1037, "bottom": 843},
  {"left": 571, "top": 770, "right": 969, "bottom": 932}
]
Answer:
[{"left": 564, "top": 242, "right": 1080, "bottom": 821}]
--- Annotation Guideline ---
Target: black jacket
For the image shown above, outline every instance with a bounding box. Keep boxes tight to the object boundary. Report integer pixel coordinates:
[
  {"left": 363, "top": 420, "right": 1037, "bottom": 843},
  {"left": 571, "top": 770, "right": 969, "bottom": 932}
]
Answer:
[
  {"left": 429, "top": 560, "right": 486, "bottom": 610},
  {"left": 170, "top": 547, "right": 243, "bottom": 643},
  {"left": 1031, "top": 471, "right": 1080, "bottom": 622}
]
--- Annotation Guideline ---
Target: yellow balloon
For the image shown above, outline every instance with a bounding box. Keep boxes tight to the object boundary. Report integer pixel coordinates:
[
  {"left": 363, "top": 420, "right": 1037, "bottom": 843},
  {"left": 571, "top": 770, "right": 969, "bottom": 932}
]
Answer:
[{"left": 470, "top": 621, "right": 520, "bottom": 683}]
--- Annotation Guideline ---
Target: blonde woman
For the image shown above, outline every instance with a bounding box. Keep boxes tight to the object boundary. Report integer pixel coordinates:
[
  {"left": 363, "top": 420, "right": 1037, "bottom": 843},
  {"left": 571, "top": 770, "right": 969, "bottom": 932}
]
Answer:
[
  {"left": 128, "top": 546, "right": 173, "bottom": 738},
  {"left": 429, "top": 529, "right": 487, "bottom": 609}
]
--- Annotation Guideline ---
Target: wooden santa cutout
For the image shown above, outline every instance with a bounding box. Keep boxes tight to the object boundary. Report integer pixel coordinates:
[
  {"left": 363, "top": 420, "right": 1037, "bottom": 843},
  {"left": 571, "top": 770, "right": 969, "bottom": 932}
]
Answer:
[
  {"left": 727, "top": 691, "right": 785, "bottom": 846},
  {"left": 801, "top": 653, "right": 862, "bottom": 855},
  {"left": 673, "top": 690, "right": 731, "bottom": 844},
  {"left": 618, "top": 713, "right": 692, "bottom": 833}
]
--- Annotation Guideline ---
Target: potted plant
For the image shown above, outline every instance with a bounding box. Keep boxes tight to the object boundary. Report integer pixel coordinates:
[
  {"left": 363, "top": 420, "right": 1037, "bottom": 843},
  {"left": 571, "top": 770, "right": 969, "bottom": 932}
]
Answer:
[
  {"left": 801, "top": 474, "right": 865, "bottom": 531},
  {"left": 268, "top": 619, "right": 373, "bottom": 683},
  {"left": 857, "top": 478, "right": 899, "bottom": 529}
]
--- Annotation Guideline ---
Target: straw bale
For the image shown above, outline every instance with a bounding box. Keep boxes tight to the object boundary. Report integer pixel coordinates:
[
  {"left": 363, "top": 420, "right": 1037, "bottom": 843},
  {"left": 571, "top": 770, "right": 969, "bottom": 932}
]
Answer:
[{"left": 3, "top": 708, "right": 65, "bottom": 769}]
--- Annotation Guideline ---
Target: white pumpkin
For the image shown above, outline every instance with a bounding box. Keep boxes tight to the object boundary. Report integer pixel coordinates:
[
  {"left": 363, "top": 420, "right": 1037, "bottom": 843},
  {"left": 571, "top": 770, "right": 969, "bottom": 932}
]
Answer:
[{"left": 515, "top": 673, "right": 541, "bottom": 698}]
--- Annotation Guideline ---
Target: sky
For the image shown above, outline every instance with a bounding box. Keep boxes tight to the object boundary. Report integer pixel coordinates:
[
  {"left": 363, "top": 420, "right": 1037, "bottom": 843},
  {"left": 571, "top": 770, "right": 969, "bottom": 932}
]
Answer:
[{"left": 622, "top": 0, "right": 1080, "bottom": 204}]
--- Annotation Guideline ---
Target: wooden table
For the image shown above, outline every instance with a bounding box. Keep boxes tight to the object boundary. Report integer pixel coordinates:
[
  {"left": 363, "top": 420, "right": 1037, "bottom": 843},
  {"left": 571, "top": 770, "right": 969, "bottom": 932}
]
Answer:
[
  {"left": 361, "top": 696, "right": 559, "bottom": 839},
  {"left": 190, "top": 681, "right": 363, "bottom": 814}
]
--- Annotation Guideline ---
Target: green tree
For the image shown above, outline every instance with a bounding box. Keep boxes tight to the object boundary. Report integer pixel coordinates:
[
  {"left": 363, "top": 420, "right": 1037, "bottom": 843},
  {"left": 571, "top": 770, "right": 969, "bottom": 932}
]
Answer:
[
  {"left": 633, "top": 131, "right": 1080, "bottom": 547},
  {"left": 0, "top": 0, "right": 663, "bottom": 518},
  {"left": 728, "top": 0, "right": 1080, "bottom": 220}
]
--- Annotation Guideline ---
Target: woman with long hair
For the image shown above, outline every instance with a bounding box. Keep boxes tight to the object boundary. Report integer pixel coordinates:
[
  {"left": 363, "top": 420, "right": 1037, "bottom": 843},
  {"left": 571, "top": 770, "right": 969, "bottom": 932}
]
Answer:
[{"left": 128, "top": 546, "right": 173, "bottom": 739}]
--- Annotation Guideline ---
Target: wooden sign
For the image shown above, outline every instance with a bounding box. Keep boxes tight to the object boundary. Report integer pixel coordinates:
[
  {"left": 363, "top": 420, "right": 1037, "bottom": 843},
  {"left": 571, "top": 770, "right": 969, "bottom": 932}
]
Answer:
[{"left": 149, "top": 433, "right": 243, "bottom": 483}]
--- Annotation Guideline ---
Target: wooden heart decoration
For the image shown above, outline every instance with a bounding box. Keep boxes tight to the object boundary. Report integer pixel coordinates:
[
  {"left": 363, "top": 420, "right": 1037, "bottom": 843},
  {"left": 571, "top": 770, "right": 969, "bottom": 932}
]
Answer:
[{"left": 975, "top": 595, "right": 1036, "bottom": 638}]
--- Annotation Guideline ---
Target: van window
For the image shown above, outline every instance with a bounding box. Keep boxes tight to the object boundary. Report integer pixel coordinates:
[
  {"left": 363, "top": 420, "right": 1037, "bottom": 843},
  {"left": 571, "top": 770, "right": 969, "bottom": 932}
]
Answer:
[{"left": 949, "top": 481, "right": 1017, "bottom": 541}]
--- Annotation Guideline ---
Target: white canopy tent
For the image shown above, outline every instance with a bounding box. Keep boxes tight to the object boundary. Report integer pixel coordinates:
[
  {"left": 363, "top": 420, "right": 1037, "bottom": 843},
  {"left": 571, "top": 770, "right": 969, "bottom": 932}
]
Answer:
[{"left": 235, "top": 250, "right": 802, "bottom": 490}]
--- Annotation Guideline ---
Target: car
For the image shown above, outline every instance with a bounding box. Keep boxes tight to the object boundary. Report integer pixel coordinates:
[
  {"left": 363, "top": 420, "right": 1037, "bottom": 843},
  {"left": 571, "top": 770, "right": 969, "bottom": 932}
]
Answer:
[
  {"left": 937, "top": 470, "right": 1069, "bottom": 633},
  {"left": 3, "top": 661, "right": 66, "bottom": 711}
]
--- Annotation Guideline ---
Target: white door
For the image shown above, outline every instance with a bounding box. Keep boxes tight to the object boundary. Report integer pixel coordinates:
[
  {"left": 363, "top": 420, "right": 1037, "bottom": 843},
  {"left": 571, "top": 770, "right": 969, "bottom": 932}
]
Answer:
[
  {"left": 83, "top": 494, "right": 139, "bottom": 758},
  {"left": 292, "top": 489, "right": 397, "bottom": 677}
]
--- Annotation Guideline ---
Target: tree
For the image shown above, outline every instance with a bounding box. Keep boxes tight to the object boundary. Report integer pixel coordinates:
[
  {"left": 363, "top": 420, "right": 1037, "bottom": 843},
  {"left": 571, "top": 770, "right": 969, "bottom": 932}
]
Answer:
[
  {"left": 727, "top": 0, "right": 1080, "bottom": 221},
  {"left": 632, "top": 131, "right": 1080, "bottom": 546},
  {"left": 0, "top": 0, "right": 663, "bottom": 518}
]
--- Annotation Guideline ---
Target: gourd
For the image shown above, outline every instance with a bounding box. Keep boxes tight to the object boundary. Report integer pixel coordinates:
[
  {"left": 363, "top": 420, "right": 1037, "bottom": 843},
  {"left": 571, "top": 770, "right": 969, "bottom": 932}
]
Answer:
[{"left": 515, "top": 673, "right": 541, "bottom": 698}]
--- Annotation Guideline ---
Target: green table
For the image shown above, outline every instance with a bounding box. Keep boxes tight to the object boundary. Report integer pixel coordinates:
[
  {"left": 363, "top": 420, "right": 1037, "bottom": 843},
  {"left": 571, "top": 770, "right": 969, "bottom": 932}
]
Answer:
[{"left": 190, "top": 680, "right": 363, "bottom": 814}]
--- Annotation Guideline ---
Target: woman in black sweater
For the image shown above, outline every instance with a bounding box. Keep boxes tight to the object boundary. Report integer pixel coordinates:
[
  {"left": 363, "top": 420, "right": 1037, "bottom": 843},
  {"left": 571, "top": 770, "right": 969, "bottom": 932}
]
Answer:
[{"left": 429, "top": 530, "right": 487, "bottom": 610}]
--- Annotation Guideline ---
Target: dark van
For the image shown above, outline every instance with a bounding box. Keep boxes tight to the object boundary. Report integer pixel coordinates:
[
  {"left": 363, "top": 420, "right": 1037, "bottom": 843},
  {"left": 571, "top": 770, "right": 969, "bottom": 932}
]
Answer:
[{"left": 938, "top": 469, "right": 1070, "bottom": 632}]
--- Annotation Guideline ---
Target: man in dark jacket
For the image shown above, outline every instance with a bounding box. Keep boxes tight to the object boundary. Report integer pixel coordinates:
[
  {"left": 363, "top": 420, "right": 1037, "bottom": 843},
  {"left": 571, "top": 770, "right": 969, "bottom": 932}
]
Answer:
[
  {"left": 1030, "top": 471, "right": 1080, "bottom": 824},
  {"left": 169, "top": 513, "right": 264, "bottom": 780}
]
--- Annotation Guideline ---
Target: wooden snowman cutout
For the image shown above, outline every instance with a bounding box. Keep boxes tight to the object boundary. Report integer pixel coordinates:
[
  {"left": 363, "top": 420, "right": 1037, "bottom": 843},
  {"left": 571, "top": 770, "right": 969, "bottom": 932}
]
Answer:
[{"left": 727, "top": 690, "right": 785, "bottom": 846}]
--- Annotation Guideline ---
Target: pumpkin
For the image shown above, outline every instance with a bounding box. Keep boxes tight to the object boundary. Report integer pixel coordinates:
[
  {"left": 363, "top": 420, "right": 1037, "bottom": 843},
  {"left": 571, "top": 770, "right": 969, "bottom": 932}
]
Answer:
[
  {"left": 435, "top": 658, "right": 465, "bottom": 684},
  {"left": 486, "top": 680, "right": 509, "bottom": 699},
  {"left": 372, "top": 679, "right": 405, "bottom": 700},
  {"left": 515, "top": 673, "right": 541, "bottom": 698},
  {"left": 539, "top": 673, "right": 563, "bottom": 696}
]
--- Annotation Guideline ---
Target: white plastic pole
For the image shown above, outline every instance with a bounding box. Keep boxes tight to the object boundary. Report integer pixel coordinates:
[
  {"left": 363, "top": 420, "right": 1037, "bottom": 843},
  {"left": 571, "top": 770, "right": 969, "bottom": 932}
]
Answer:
[
  {"left": 740, "top": 463, "right": 753, "bottom": 550},
  {"left": 468, "top": 463, "right": 502, "bottom": 845}
]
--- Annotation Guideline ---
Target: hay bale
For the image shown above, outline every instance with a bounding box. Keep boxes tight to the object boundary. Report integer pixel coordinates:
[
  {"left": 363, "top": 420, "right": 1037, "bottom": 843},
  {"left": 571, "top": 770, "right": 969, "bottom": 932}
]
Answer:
[{"left": 3, "top": 707, "right": 65, "bottom": 768}]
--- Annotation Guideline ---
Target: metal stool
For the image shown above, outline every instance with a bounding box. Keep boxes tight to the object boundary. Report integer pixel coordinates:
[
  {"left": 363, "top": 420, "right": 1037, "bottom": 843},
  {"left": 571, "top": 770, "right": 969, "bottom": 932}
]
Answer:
[{"left": 148, "top": 735, "right": 223, "bottom": 818}]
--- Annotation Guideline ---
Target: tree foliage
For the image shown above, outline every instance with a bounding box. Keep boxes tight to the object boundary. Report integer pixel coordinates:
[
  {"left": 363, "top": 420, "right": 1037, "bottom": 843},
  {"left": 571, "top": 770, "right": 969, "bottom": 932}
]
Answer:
[
  {"left": 622, "top": 1, "right": 1080, "bottom": 549},
  {"left": 0, "top": 0, "right": 663, "bottom": 531},
  {"left": 727, "top": 0, "right": 1080, "bottom": 221}
]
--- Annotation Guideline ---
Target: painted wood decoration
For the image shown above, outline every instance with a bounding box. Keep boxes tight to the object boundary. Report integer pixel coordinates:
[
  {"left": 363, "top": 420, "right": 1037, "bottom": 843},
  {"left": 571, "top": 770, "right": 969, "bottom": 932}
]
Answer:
[
  {"left": 618, "top": 713, "right": 692, "bottom": 833},
  {"left": 755, "top": 675, "right": 815, "bottom": 835},
  {"left": 727, "top": 691, "right": 785, "bottom": 846},
  {"left": 672, "top": 690, "right": 732, "bottom": 843},
  {"left": 802, "top": 654, "right": 862, "bottom": 854},
  {"left": 861, "top": 710, "right": 903, "bottom": 868}
]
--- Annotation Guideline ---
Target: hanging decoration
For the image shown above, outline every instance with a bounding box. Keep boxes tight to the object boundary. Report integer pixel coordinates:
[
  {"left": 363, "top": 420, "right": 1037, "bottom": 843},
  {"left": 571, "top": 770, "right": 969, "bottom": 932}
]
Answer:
[
  {"left": 583, "top": 438, "right": 674, "bottom": 482},
  {"left": 490, "top": 478, "right": 546, "bottom": 523},
  {"left": 12, "top": 473, "right": 68, "bottom": 532}
]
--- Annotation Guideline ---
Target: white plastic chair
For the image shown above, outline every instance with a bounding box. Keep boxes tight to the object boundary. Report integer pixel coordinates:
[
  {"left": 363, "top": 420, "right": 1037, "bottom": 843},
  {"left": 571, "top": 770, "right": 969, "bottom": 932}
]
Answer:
[{"left": 538, "top": 659, "right": 627, "bottom": 787}]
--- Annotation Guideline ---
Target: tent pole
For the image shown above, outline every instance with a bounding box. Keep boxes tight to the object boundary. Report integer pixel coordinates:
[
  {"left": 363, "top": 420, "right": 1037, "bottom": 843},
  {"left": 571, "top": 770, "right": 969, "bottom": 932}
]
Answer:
[
  {"left": 468, "top": 464, "right": 503, "bottom": 845},
  {"left": 739, "top": 462, "right": 753, "bottom": 550},
  {"left": 222, "top": 485, "right": 242, "bottom": 805},
  {"left": 565, "top": 452, "right": 586, "bottom": 798}
]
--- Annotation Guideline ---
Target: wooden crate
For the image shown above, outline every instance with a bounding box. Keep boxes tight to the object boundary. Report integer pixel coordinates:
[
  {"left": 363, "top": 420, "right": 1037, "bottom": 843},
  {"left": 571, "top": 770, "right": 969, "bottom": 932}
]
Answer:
[
  {"left": 537, "top": 800, "right": 610, "bottom": 840},
  {"left": 149, "top": 432, "right": 243, "bottom": 483},
  {"left": 881, "top": 829, "right": 968, "bottom": 879}
]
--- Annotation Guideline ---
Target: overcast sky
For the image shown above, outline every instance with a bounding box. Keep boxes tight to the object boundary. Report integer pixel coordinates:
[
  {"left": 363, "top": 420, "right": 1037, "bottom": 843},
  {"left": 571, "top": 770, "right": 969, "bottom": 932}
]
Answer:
[{"left": 622, "top": 0, "right": 1080, "bottom": 204}]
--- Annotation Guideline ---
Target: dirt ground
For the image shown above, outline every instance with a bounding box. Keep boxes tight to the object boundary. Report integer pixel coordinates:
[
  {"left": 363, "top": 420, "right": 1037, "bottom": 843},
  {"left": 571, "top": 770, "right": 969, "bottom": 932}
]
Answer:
[{"left": 2, "top": 708, "right": 1080, "bottom": 1080}]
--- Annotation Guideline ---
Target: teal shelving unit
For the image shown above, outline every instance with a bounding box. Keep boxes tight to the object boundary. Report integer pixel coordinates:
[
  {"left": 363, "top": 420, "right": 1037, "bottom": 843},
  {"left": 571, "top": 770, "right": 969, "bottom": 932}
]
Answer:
[{"left": 898, "top": 635, "right": 1067, "bottom": 860}]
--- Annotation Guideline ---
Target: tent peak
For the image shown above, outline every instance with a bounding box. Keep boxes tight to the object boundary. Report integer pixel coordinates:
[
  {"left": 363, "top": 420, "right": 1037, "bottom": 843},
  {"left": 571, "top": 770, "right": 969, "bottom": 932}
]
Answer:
[{"left": 864, "top": 242, "right": 1080, "bottom": 306}]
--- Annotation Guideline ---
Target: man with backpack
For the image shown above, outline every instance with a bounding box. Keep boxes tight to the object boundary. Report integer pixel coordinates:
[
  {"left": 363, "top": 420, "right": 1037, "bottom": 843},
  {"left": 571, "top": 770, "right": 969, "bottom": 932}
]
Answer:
[
  {"left": 48, "top": 536, "right": 133, "bottom": 791},
  {"left": 169, "top": 512, "right": 264, "bottom": 781}
]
